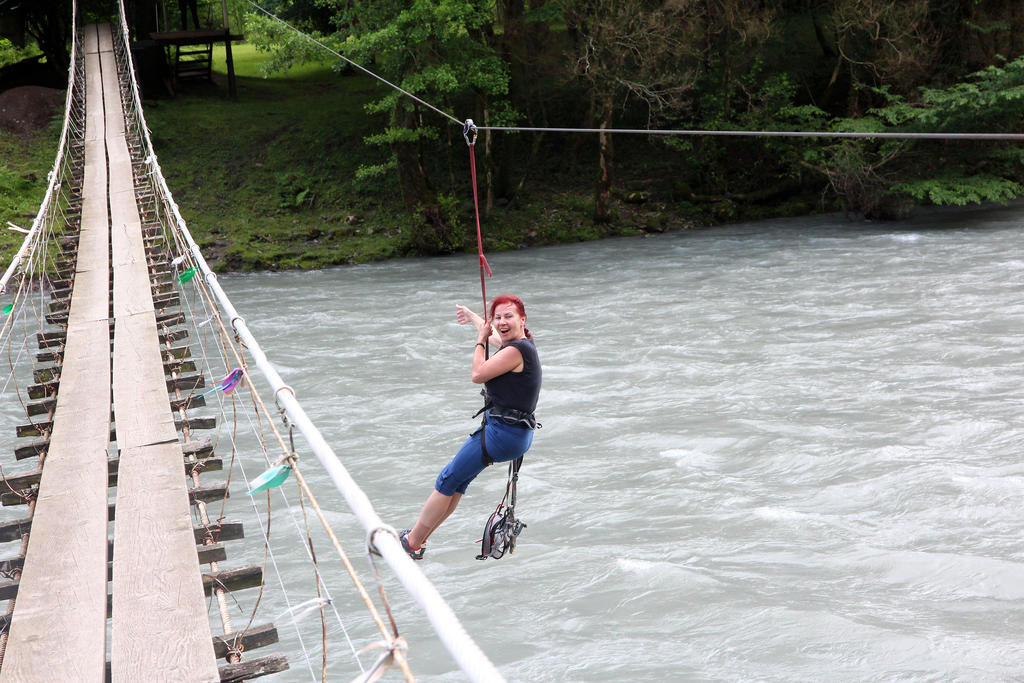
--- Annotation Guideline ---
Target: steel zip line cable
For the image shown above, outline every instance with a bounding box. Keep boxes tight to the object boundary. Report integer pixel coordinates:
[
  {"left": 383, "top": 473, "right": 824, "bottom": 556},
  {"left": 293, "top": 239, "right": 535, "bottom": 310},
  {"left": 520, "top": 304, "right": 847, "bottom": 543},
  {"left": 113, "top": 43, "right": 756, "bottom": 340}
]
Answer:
[{"left": 472, "top": 126, "right": 1024, "bottom": 140}]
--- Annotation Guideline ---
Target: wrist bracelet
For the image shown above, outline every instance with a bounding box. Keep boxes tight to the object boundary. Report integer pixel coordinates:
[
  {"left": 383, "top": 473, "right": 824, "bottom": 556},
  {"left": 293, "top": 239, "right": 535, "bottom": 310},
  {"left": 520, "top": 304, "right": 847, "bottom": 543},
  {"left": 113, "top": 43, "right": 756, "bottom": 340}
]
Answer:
[{"left": 475, "top": 342, "right": 485, "bottom": 348}]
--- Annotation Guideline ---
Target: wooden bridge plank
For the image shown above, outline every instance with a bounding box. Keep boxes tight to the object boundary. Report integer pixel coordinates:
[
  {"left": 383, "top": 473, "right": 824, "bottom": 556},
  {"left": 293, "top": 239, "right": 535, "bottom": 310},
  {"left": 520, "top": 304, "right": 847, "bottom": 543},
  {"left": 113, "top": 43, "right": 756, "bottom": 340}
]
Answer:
[
  {"left": 0, "top": 23, "right": 111, "bottom": 683},
  {"left": 97, "top": 25, "right": 126, "bottom": 140},
  {"left": 5, "top": 23, "right": 228, "bottom": 681},
  {"left": 103, "top": 29, "right": 219, "bottom": 683}
]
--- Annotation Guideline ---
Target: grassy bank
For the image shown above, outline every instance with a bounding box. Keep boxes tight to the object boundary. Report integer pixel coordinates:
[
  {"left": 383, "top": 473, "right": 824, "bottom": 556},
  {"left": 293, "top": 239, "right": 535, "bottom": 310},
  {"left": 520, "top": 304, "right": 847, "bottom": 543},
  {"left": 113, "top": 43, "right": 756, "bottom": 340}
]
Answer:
[
  {"left": 0, "top": 120, "right": 61, "bottom": 263},
  {"left": 144, "top": 44, "right": 404, "bottom": 270}
]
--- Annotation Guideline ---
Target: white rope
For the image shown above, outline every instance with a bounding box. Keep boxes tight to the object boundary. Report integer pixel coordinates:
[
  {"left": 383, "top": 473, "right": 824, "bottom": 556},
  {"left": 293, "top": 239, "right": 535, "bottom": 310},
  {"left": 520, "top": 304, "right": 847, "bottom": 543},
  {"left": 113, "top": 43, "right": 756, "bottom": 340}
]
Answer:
[
  {"left": 0, "top": 303, "right": 31, "bottom": 396},
  {"left": 350, "top": 638, "right": 407, "bottom": 683},
  {"left": 175, "top": 302, "right": 325, "bottom": 681},
  {"left": 112, "top": 1, "right": 504, "bottom": 679},
  {"left": 210, "top": 426, "right": 326, "bottom": 683},
  {"left": 146, "top": 162, "right": 330, "bottom": 681},
  {"left": 276, "top": 597, "right": 333, "bottom": 626}
]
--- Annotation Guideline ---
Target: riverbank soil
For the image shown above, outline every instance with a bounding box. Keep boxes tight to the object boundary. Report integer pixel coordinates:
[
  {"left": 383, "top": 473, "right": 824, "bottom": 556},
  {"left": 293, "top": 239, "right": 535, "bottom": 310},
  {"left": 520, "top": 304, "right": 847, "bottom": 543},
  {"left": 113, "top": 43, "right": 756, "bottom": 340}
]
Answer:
[{"left": 0, "top": 86, "right": 63, "bottom": 138}]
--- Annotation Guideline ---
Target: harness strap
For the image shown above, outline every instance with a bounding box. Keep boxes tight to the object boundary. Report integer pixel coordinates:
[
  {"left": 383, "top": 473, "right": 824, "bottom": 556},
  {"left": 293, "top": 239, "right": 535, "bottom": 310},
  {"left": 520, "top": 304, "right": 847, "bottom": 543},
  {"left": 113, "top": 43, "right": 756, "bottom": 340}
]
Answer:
[
  {"left": 479, "top": 412, "right": 493, "bottom": 467},
  {"left": 508, "top": 456, "right": 522, "bottom": 509},
  {"left": 474, "top": 395, "right": 539, "bottom": 430}
]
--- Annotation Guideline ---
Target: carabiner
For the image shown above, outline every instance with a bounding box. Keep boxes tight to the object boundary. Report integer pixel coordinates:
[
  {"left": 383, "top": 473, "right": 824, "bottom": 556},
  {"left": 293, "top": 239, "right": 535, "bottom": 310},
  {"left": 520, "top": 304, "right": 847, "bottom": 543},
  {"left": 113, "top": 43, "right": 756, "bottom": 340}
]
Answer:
[{"left": 463, "top": 118, "right": 478, "bottom": 147}]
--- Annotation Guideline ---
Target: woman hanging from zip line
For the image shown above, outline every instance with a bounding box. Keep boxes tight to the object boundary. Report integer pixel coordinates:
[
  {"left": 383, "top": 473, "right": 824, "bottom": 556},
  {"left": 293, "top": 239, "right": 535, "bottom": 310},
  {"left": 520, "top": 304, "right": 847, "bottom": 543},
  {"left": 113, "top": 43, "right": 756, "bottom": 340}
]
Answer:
[{"left": 399, "top": 294, "right": 542, "bottom": 560}]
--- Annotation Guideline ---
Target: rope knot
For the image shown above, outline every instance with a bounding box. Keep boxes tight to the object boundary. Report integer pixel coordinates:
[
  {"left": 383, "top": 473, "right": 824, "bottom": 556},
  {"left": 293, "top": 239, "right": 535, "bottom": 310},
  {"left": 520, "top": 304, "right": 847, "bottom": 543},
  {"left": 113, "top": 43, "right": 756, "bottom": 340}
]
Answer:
[
  {"left": 225, "top": 643, "right": 244, "bottom": 662},
  {"left": 366, "top": 525, "right": 399, "bottom": 558},
  {"left": 355, "top": 636, "right": 409, "bottom": 682}
]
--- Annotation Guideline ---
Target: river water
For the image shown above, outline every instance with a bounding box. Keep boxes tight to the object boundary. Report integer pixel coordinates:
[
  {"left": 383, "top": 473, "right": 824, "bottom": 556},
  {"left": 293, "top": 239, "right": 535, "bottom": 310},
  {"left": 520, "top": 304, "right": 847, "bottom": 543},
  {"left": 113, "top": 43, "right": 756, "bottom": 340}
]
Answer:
[
  {"left": 209, "top": 202, "right": 1024, "bottom": 681},
  {"left": 10, "top": 203, "right": 1019, "bottom": 681}
]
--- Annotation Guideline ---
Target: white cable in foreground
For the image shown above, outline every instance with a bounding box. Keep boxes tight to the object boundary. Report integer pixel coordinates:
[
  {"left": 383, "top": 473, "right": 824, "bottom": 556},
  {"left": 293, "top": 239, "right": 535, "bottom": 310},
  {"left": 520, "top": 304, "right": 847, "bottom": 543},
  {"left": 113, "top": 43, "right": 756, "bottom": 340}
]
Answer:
[{"left": 113, "top": 3, "right": 504, "bottom": 680}]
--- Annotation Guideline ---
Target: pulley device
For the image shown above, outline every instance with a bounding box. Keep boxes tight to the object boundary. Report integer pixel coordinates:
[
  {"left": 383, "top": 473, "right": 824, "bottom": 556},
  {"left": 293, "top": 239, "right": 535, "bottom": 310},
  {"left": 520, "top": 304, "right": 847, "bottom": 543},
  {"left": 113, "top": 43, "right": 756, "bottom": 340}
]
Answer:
[{"left": 476, "top": 457, "right": 526, "bottom": 560}]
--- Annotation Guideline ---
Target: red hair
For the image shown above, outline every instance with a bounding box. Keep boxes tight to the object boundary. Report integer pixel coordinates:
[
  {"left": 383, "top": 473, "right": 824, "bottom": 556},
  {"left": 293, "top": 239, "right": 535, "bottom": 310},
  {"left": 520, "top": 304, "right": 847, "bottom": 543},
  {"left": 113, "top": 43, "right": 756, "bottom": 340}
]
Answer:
[{"left": 489, "top": 294, "right": 532, "bottom": 340}]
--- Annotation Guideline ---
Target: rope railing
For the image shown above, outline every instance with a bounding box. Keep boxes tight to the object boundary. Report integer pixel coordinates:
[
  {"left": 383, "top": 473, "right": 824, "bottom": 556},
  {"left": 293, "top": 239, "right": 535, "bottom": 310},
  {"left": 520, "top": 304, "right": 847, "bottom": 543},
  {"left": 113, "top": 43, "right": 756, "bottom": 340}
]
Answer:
[
  {"left": 106, "top": 21, "right": 253, "bottom": 669},
  {"left": 112, "top": 3, "right": 505, "bottom": 681}
]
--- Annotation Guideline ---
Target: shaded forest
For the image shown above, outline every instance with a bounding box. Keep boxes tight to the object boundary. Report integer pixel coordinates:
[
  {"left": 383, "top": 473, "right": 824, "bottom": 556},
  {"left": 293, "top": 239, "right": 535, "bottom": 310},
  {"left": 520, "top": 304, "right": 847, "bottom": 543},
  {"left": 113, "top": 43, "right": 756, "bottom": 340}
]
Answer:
[
  {"left": 3, "top": 0, "right": 1024, "bottom": 266},
  {"left": 242, "top": 0, "right": 1024, "bottom": 252}
]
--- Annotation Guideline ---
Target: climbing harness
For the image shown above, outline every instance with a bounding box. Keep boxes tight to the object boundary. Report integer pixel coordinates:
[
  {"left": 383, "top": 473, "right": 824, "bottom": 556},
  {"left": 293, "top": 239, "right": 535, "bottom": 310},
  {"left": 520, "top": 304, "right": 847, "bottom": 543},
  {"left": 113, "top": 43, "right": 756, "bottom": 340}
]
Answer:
[
  {"left": 476, "top": 457, "right": 526, "bottom": 561},
  {"left": 489, "top": 406, "right": 540, "bottom": 429},
  {"left": 474, "top": 405, "right": 494, "bottom": 467},
  {"left": 473, "top": 391, "right": 540, "bottom": 466}
]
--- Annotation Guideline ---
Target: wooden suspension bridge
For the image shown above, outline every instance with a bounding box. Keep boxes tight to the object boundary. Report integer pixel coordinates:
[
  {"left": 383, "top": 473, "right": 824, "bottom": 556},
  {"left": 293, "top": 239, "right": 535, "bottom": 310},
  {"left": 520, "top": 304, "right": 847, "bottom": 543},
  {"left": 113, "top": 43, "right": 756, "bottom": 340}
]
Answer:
[{"left": 0, "top": 23, "right": 286, "bottom": 682}]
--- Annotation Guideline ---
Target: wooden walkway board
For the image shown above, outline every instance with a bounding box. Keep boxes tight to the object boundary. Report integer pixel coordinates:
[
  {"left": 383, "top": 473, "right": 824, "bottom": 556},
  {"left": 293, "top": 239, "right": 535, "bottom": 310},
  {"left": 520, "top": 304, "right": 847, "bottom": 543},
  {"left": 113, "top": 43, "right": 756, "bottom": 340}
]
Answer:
[
  {"left": 0, "top": 23, "right": 111, "bottom": 683},
  {"left": 103, "top": 19, "right": 219, "bottom": 683},
  {"left": 5, "top": 23, "right": 219, "bottom": 683}
]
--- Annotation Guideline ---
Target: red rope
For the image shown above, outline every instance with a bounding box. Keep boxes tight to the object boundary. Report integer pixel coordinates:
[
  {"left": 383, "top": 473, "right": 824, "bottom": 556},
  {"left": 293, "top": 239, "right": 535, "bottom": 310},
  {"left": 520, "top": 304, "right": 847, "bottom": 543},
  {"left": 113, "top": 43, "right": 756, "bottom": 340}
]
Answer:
[{"left": 467, "top": 135, "right": 492, "bottom": 357}]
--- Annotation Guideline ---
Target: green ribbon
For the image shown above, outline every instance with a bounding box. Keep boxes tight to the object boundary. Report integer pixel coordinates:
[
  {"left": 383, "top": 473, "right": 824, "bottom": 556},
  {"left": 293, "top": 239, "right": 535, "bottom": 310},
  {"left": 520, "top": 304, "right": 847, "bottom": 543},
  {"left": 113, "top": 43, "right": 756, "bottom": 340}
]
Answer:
[{"left": 248, "top": 463, "right": 292, "bottom": 495}]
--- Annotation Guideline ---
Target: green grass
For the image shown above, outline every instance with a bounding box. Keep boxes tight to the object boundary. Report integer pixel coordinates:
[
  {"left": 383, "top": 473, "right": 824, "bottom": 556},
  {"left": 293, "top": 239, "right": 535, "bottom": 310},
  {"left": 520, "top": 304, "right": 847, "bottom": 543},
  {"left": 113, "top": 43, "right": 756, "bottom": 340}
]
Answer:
[
  {"left": 214, "top": 42, "right": 338, "bottom": 82},
  {"left": 0, "top": 40, "right": 54, "bottom": 266},
  {"left": 145, "top": 42, "right": 415, "bottom": 270},
  {"left": 0, "top": 120, "right": 62, "bottom": 263}
]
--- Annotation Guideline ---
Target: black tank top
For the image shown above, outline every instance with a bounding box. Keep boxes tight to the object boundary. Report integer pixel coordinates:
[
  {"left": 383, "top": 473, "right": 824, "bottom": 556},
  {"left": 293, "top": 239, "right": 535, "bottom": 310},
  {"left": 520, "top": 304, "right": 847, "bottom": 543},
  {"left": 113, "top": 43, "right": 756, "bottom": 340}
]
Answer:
[{"left": 484, "top": 339, "right": 541, "bottom": 414}]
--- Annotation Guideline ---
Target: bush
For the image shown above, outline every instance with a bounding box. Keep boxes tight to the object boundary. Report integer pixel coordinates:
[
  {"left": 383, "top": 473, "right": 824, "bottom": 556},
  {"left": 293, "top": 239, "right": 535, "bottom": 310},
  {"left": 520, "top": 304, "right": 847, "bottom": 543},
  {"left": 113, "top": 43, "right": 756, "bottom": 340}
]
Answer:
[
  {"left": 0, "top": 39, "right": 31, "bottom": 69},
  {"left": 407, "top": 193, "right": 464, "bottom": 255}
]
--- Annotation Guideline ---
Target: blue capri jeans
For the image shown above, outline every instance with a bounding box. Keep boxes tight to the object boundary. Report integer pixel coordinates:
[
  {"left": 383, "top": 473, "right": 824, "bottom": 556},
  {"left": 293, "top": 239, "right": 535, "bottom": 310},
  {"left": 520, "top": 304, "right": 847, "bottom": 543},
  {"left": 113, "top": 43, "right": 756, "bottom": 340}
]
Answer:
[{"left": 435, "top": 415, "right": 534, "bottom": 496}]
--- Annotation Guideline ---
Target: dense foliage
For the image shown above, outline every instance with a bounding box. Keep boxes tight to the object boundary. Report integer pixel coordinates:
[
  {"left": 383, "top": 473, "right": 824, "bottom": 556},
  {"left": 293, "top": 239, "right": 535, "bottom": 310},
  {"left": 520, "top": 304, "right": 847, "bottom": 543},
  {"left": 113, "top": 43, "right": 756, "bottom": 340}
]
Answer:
[
  {"left": 8, "top": 1, "right": 1024, "bottom": 262},
  {"left": 242, "top": 0, "right": 1024, "bottom": 244}
]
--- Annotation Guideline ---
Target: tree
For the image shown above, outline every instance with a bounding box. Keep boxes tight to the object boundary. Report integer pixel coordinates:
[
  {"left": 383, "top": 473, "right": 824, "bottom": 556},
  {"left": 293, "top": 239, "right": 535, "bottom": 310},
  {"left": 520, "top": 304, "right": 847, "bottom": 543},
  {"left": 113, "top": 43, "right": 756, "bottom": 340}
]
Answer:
[
  {"left": 245, "top": 0, "right": 1024, "bottom": 235},
  {"left": 248, "top": 0, "right": 513, "bottom": 253},
  {"left": 1, "top": 0, "right": 73, "bottom": 78},
  {"left": 890, "top": 56, "right": 1024, "bottom": 208},
  {"left": 563, "top": 0, "right": 707, "bottom": 222},
  {"left": 777, "top": 1, "right": 1024, "bottom": 215}
]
